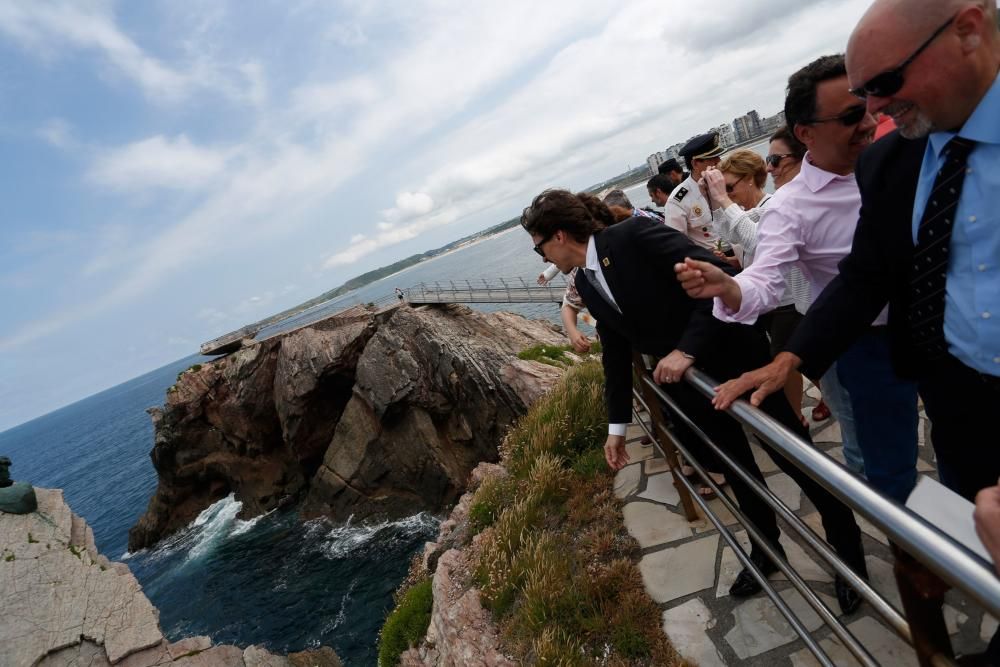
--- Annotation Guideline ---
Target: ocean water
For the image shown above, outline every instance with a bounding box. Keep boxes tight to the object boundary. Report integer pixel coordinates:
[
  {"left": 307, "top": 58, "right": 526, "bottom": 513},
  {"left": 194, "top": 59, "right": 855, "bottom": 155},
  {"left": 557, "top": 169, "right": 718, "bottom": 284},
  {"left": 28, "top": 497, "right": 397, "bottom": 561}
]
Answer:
[
  {"left": 0, "top": 145, "right": 772, "bottom": 664},
  {"left": 0, "top": 225, "right": 576, "bottom": 665}
]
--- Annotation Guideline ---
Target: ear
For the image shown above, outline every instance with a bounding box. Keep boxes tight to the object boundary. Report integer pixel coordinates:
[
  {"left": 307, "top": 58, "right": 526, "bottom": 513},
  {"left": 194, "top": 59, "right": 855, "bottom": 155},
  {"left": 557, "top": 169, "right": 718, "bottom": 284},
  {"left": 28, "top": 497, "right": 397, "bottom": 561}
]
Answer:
[
  {"left": 793, "top": 122, "right": 812, "bottom": 148},
  {"left": 954, "top": 5, "right": 985, "bottom": 53}
]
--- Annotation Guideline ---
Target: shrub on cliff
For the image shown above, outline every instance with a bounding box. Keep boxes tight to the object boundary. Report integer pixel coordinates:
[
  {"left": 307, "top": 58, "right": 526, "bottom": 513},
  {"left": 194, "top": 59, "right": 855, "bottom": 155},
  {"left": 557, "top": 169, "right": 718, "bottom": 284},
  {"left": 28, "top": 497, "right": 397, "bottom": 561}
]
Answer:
[
  {"left": 377, "top": 577, "right": 433, "bottom": 667},
  {"left": 467, "top": 360, "right": 682, "bottom": 666}
]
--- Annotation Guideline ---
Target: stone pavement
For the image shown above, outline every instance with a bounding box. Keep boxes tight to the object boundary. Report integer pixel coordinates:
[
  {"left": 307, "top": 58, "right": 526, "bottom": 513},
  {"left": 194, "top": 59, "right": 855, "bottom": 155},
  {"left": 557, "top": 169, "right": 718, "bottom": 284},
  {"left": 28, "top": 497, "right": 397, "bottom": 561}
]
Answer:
[{"left": 618, "top": 382, "right": 998, "bottom": 666}]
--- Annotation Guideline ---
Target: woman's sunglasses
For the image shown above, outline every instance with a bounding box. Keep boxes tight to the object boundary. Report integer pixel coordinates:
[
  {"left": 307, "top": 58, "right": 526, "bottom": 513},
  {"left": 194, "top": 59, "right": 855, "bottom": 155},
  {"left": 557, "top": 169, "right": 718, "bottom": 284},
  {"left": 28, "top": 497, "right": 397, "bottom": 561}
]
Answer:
[
  {"left": 849, "top": 14, "right": 955, "bottom": 99},
  {"left": 725, "top": 176, "right": 746, "bottom": 194}
]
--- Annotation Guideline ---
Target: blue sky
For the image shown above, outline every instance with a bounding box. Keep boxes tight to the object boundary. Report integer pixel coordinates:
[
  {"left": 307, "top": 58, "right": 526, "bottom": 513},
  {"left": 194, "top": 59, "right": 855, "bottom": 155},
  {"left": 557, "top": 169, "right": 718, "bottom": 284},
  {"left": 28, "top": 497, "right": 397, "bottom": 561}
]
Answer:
[{"left": 0, "top": 0, "right": 872, "bottom": 431}]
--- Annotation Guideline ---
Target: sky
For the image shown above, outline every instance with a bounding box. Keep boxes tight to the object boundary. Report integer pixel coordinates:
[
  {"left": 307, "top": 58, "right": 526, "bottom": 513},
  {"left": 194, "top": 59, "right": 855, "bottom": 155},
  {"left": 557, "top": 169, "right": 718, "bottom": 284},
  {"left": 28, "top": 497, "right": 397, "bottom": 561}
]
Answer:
[{"left": 0, "top": 0, "right": 876, "bottom": 432}]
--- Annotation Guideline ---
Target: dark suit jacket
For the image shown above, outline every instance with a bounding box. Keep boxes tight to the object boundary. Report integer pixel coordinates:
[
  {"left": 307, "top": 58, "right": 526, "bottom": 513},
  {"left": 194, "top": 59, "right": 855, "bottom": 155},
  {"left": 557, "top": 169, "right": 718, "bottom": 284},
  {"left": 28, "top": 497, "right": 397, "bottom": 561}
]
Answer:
[
  {"left": 576, "top": 216, "right": 758, "bottom": 423},
  {"left": 787, "top": 131, "right": 928, "bottom": 380}
]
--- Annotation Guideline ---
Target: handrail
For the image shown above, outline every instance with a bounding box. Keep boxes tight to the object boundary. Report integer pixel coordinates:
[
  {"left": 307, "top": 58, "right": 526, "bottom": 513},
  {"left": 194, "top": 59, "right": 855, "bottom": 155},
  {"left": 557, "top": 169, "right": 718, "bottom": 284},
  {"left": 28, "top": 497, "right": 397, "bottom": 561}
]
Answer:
[
  {"left": 675, "top": 368, "right": 1000, "bottom": 620},
  {"left": 633, "top": 363, "right": 995, "bottom": 665}
]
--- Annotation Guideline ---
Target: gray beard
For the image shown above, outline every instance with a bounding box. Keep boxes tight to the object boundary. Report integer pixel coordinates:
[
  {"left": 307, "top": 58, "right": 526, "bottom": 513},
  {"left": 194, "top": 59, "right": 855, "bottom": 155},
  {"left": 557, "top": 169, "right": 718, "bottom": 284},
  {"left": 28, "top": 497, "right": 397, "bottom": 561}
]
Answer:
[{"left": 886, "top": 101, "right": 935, "bottom": 138}]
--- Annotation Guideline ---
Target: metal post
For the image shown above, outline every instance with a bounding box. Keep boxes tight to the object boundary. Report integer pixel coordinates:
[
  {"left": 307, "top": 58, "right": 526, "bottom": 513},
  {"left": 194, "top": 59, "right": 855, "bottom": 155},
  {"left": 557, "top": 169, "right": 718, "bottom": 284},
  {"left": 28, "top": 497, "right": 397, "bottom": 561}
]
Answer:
[{"left": 631, "top": 353, "right": 698, "bottom": 521}]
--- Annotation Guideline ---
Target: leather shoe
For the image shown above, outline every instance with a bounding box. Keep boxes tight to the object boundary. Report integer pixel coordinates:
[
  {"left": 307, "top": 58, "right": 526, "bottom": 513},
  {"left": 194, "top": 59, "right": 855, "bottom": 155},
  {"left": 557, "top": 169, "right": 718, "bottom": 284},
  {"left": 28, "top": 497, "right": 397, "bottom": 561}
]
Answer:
[
  {"left": 835, "top": 575, "right": 862, "bottom": 614},
  {"left": 729, "top": 552, "right": 782, "bottom": 597},
  {"left": 811, "top": 400, "right": 831, "bottom": 421}
]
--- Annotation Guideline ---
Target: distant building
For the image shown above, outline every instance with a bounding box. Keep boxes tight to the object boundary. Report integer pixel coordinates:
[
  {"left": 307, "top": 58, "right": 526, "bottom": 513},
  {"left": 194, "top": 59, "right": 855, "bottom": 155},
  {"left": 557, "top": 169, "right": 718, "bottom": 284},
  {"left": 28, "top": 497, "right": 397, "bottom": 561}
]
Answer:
[{"left": 713, "top": 123, "right": 736, "bottom": 148}]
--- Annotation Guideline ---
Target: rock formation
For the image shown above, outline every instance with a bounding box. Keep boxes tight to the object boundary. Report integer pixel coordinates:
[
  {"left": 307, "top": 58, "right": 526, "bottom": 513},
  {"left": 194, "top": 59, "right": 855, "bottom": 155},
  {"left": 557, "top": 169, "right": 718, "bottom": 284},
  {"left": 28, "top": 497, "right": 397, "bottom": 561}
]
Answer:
[
  {"left": 0, "top": 487, "right": 341, "bottom": 667},
  {"left": 129, "top": 304, "right": 565, "bottom": 552}
]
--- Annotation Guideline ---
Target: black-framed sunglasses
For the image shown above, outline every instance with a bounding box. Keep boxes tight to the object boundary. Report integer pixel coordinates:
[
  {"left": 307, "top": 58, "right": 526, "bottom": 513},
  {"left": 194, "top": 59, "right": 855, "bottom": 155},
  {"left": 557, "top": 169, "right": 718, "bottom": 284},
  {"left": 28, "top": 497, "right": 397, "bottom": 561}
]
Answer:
[
  {"left": 532, "top": 235, "right": 552, "bottom": 257},
  {"left": 725, "top": 175, "right": 746, "bottom": 194},
  {"left": 766, "top": 153, "right": 793, "bottom": 168},
  {"left": 849, "top": 14, "right": 956, "bottom": 99},
  {"left": 807, "top": 104, "right": 868, "bottom": 127}
]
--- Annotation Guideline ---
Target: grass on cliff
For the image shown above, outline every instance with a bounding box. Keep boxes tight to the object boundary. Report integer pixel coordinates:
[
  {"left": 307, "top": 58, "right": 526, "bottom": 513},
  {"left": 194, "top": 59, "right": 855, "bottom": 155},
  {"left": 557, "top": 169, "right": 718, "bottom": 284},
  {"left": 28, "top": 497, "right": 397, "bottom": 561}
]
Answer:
[
  {"left": 467, "top": 360, "right": 684, "bottom": 666},
  {"left": 377, "top": 577, "right": 433, "bottom": 667},
  {"left": 517, "top": 341, "right": 601, "bottom": 368}
]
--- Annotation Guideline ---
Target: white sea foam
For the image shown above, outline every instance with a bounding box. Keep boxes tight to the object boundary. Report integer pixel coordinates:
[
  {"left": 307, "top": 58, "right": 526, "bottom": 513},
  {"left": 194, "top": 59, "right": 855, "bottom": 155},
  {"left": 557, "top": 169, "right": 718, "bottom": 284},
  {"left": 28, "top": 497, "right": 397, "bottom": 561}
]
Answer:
[
  {"left": 186, "top": 494, "right": 243, "bottom": 560},
  {"left": 322, "top": 512, "right": 440, "bottom": 559}
]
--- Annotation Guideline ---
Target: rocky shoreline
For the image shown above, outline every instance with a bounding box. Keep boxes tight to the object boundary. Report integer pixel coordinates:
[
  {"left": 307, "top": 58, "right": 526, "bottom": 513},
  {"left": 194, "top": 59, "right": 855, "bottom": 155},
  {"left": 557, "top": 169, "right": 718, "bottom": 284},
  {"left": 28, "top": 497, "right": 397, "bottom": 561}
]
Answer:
[
  {"left": 0, "top": 487, "right": 342, "bottom": 666},
  {"left": 129, "top": 303, "right": 565, "bottom": 553}
]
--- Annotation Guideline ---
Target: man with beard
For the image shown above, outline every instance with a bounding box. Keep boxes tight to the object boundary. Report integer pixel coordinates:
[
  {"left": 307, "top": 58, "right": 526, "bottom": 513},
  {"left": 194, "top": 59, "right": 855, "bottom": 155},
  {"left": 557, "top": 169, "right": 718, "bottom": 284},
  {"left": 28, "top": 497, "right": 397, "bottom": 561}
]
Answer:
[{"left": 693, "top": 0, "right": 1000, "bottom": 507}]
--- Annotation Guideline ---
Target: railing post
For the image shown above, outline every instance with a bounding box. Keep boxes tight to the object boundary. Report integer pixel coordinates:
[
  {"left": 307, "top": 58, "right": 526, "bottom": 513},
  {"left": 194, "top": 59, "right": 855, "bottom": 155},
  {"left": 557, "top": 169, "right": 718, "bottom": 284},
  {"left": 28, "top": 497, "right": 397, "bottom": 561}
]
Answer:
[
  {"left": 892, "top": 545, "right": 955, "bottom": 667},
  {"left": 631, "top": 351, "right": 698, "bottom": 521}
]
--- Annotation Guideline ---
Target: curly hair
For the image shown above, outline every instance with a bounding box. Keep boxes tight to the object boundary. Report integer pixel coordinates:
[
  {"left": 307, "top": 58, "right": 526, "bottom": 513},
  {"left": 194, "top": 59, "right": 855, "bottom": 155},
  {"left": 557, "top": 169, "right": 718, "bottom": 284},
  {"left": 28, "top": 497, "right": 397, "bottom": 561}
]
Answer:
[
  {"left": 720, "top": 149, "right": 767, "bottom": 189},
  {"left": 520, "top": 189, "right": 615, "bottom": 243}
]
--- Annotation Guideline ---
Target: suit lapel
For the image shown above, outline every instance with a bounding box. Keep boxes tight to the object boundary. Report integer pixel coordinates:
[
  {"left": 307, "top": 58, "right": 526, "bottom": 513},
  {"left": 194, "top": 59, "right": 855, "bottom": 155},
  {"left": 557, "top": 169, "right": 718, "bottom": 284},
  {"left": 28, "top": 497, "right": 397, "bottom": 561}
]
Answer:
[{"left": 593, "top": 232, "right": 627, "bottom": 317}]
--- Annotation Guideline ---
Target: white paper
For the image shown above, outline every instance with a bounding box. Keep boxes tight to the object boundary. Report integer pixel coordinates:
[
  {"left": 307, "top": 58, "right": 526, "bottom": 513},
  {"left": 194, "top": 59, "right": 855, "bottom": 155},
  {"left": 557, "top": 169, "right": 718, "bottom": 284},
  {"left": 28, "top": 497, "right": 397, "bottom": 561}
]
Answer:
[{"left": 906, "top": 475, "right": 992, "bottom": 563}]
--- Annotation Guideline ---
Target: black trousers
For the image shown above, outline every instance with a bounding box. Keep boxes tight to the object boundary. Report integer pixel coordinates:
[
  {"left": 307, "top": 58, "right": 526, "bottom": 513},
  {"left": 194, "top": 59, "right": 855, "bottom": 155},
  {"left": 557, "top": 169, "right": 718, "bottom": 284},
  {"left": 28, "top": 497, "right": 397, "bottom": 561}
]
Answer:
[
  {"left": 658, "top": 325, "right": 865, "bottom": 572},
  {"left": 919, "top": 354, "right": 1000, "bottom": 501}
]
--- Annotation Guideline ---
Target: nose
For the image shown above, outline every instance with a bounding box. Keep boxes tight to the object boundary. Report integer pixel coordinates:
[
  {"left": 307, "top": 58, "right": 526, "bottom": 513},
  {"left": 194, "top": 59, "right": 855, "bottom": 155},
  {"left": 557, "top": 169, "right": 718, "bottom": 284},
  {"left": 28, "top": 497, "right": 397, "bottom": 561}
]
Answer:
[{"left": 865, "top": 95, "right": 890, "bottom": 116}]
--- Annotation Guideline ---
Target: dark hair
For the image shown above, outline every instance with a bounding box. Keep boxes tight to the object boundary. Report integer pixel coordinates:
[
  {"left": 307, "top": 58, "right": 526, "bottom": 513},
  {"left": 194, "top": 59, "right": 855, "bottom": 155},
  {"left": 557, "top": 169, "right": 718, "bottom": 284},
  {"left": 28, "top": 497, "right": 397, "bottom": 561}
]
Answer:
[
  {"left": 784, "top": 54, "right": 846, "bottom": 135},
  {"left": 769, "top": 125, "right": 806, "bottom": 160},
  {"left": 657, "top": 158, "right": 682, "bottom": 175},
  {"left": 602, "top": 189, "right": 633, "bottom": 209},
  {"left": 520, "top": 189, "right": 614, "bottom": 243},
  {"left": 682, "top": 154, "right": 694, "bottom": 172},
  {"left": 646, "top": 174, "right": 674, "bottom": 194},
  {"left": 607, "top": 205, "right": 634, "bottom": 222}
]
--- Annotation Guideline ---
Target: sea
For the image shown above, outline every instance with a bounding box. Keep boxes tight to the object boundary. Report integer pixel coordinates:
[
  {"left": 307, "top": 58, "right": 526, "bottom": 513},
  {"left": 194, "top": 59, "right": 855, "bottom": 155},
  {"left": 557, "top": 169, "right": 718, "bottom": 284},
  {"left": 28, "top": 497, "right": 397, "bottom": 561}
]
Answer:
[{"left": 0, "top": 138, "right": 770, "bottom": 665}]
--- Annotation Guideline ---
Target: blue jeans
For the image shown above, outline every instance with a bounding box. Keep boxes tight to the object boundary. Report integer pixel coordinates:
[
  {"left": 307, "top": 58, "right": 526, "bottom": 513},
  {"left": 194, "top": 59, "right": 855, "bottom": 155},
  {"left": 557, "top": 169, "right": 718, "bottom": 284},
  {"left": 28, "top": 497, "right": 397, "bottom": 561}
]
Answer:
[
  {"left": 836, "top": 329, "right": 920, "bottom": 503},
  {"left": 819, "top": 363, "right": 865, "bottom": 475}
]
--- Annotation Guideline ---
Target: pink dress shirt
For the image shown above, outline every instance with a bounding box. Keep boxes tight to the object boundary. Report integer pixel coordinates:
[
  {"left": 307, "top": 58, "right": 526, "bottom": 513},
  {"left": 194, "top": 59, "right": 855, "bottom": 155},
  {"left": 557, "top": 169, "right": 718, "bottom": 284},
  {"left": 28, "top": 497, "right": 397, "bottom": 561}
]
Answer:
[{"left": 714, "top": 153, "right": 887, "bottom": 326}]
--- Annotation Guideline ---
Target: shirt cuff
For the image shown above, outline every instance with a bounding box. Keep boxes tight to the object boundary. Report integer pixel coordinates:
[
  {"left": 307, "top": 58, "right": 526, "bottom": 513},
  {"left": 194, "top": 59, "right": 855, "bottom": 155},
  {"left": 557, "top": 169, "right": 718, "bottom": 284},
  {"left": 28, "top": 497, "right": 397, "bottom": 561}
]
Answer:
[
  {"left": 608, "top": 423, "right": 628, "bottom": 437},
  {"left": 711, "top": 276, "right": 761, "bottom": 325}
]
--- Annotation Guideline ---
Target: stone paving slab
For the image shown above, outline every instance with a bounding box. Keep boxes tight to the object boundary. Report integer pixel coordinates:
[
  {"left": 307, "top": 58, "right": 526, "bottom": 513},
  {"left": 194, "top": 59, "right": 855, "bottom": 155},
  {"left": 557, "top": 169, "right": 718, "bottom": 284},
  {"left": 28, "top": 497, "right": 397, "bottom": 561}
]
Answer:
[{"left": 623, "top": 399, "right": 988, "bottom": 666}]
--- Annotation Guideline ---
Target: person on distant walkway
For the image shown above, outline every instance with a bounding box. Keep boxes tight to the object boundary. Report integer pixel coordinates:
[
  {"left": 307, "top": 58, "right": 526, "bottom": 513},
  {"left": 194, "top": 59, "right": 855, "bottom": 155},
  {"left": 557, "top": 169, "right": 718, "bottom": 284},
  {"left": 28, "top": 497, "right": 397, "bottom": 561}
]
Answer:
[
  {"left": 702, "top": 0, "right": 1000, "bottom": 504},
  {"left": 521, "top": 189, "right": 866, "bottom": 611},
  {"left": 702, "top": 150, "right": 812, "bottom": 425},
  {"left": 677, "top": 55, "right": 924, "bottom": 502},
  {"left": 665, "top": 132, "right": 731, "bottom": 253},
  {"left": 657, "top": 157, "right": 688, "bottom": 187},
  {"left": 394, "top": 287, "right": 404, "bottom": 301}
]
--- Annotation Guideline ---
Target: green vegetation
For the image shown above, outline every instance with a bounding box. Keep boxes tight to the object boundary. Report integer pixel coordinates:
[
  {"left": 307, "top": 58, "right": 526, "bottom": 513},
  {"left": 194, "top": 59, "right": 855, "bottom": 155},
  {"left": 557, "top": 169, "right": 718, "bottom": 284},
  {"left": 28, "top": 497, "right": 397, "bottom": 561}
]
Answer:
[
  {"left": 467, "top": 360, "right": 681, "bottom": 665},
  {"left": 27, "top": 532, "right": 38, "bottom": 544},
  {"left": 4, "top": 553, "right": 14, "bottom": 562},
  {"left": 377, "top": 578, "right": 434, "bottom": 667},
  {"left": 517, "top": 343, "right": 576, "bottom": 367},
  {"left": 68, "top": 545, "right": 82, "bottom": 559}
]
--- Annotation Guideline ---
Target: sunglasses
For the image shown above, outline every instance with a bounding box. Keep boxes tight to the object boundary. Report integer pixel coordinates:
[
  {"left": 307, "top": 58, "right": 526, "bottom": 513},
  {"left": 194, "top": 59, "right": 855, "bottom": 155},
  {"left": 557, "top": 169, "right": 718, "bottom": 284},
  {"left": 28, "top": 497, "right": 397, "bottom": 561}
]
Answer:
[
  {"left": 850, "top": 14, "right": 956, "bottom": 99},
  {"left": 766, "top": 153, "right": 794, "bottom": 168},
  {"left": 807, "top": 104, "right": 868, "bottom": 127},
  {"left": 533, "top": 235, "right": 552, "bottom": 257},
  {"left": 725, "top": 176, "right": 746, "bottom": 194}
]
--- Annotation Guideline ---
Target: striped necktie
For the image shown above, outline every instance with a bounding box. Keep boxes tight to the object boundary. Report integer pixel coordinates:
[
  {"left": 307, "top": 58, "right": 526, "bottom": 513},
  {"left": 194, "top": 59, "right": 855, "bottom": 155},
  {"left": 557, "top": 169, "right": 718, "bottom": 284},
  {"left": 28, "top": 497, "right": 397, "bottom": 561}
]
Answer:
[{"left": 909, "top": 136, "right": 976, "bottom": 359}]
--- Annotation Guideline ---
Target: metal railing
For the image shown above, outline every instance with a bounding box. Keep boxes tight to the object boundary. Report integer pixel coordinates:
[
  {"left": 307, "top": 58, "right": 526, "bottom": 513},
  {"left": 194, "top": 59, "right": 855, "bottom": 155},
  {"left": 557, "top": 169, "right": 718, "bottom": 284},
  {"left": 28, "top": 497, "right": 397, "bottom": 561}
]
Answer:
[
  {"left": 405, "top": 276, "right": 567, "bottom": 305},
  {"left": 631, "top": 357, "right": 1000, "bottom": 666}
]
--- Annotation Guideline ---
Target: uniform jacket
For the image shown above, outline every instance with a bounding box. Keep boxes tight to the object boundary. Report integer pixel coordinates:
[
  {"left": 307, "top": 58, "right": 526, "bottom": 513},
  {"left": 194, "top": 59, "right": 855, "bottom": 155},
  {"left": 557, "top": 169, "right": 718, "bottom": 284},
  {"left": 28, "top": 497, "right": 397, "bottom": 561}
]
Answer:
[{"left": 787, "top": 131, "right": 928, "bottom": 380}]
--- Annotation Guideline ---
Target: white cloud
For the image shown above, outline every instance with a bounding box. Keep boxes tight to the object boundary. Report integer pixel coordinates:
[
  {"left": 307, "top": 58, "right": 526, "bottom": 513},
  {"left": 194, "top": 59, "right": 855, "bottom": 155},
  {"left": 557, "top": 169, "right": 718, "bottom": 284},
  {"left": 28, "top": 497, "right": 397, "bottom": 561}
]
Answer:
[
  {"left": 38, "top": 118, "right": 74, "bottom": 149},
  {"left": 87, "top": 135, "right": 229, "bottom": 191}
]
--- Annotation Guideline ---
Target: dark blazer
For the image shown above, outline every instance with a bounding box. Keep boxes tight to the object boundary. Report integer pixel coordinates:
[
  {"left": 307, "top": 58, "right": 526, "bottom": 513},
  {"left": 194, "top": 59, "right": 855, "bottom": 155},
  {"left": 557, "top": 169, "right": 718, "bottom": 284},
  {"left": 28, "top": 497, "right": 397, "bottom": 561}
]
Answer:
[
  {"left": 576, "top": 216, "right": 756, "bottom": 423},
  {"left": 787, "top": 131, "right": 929, "bottom": 381}
]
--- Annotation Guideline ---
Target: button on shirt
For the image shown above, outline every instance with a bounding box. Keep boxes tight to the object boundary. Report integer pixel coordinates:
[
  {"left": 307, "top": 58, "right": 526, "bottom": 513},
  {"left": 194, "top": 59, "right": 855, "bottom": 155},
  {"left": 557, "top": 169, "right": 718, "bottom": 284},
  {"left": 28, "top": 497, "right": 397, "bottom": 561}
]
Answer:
[
  {"left": 912, "top": 73, "right": 1000, "bottom": 376},
  {"left": 714, "top": 155, "right": 888, "bottom": 326}
]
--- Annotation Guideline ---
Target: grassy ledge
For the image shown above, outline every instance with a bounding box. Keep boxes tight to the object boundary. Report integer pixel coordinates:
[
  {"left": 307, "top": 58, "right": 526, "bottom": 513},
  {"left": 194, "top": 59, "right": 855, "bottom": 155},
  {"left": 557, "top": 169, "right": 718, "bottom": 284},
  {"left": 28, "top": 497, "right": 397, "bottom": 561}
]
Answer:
[
  {"left": 378, "top": 577, "right": 434, "bottom": 667},
  {"left": 380, "top": 358, "right": 683, "bottom": 666}
]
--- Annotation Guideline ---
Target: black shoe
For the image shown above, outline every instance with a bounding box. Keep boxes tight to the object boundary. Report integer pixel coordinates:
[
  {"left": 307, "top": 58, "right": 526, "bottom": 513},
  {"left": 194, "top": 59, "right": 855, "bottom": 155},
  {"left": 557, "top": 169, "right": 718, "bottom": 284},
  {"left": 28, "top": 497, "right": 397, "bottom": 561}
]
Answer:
[
  {"left": 729, "top": 551, "right": 782, "bottom": 597},
  {"left": 835, "top": 575, "right": 862, "bottom": 614}
]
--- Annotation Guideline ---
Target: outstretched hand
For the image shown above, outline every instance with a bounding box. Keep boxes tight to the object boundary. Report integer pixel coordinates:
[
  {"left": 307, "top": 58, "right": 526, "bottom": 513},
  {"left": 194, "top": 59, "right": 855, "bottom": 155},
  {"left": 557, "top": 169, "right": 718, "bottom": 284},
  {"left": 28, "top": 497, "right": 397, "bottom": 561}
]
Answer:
[
  {"left": 604, "top": 434, "right": 629, "bottom": 470},
  {"left": 674, "top": 257, "right": 736, "bottom": 301},
  {"left": 712, "top": 353, "right": 801, "bottom": 410}
]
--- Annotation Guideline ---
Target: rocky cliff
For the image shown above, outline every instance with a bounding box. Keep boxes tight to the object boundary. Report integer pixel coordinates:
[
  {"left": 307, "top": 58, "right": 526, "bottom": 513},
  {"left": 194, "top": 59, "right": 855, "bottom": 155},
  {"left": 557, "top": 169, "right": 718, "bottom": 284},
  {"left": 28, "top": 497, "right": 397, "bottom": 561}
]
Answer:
[
  {"left": 0, "top": 487, "right": 341, "bottom": 667},
  {"left": 129, "top": 304, "right": 565, "bottom": 552}
]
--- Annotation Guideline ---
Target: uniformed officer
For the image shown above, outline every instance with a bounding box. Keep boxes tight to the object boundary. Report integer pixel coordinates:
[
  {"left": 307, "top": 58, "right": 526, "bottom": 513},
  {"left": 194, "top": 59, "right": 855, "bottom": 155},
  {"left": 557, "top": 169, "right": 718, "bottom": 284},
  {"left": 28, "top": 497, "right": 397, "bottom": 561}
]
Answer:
[{"left": 667, "top": 132, "right": 729, "bottom": 252}]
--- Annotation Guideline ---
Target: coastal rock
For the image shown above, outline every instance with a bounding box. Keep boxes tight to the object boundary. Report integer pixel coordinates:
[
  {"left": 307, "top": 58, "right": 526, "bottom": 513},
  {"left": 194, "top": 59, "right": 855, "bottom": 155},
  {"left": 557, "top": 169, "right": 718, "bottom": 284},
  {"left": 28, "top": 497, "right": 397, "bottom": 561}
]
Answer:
[
  {"left": 0, "top": 481, "right": 38, "bottom": 514},
  {"left": 131, "top": 304, "right": 565, "bottom": 550},
  {"left": 1, "top": 488, "right": 340, "bottom": 667}
]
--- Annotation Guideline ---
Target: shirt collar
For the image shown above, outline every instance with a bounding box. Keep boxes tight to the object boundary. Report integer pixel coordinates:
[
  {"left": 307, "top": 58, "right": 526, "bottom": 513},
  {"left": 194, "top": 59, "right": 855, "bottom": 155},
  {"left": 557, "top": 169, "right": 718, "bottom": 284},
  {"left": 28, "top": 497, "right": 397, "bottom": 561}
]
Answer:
[
  {"left": 585, "top": 235, "right": 600, "bottom": 271},
  {"left": 928, "top": 72, "right": 1000, "bottom": 157},
  {"left": 799, "top": 152, "right": 850, "bottom": 192}
]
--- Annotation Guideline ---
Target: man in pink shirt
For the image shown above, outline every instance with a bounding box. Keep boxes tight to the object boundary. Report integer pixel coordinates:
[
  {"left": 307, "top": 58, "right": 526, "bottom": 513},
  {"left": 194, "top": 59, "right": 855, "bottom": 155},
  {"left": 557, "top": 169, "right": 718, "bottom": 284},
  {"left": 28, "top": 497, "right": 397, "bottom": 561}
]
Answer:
[{"left": 677, "top": 55, "right": 921, "bottom": 505}]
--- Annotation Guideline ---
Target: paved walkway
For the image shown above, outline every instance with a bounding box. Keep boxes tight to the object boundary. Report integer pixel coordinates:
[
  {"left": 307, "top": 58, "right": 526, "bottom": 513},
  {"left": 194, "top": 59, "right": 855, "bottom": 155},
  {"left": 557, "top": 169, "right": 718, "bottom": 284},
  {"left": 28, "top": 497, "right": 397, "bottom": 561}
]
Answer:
[{"left": 617, "top": 381, "right": 998, "bottom": 666}]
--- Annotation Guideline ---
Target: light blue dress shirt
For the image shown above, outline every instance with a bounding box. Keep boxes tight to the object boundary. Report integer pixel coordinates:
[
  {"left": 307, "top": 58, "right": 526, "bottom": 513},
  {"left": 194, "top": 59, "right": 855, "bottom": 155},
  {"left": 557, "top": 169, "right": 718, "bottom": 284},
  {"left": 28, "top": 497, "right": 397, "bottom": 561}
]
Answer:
[{"left": 912, "top": 74, "right": 1000, "bottom": 376}]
